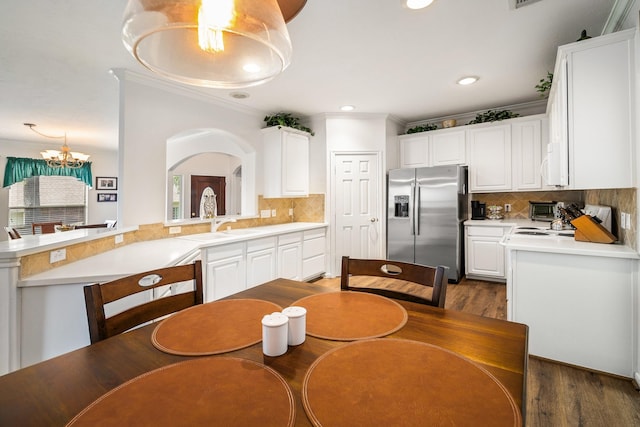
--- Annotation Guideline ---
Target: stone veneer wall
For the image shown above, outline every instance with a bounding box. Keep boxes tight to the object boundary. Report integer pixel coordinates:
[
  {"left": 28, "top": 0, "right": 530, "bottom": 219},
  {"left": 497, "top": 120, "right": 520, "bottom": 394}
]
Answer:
[
  {"left": 472, "top": 188, "right": 637, "bottom": 249},
  {"left": 19, "top": 194, "right": 325, "bottom": 278}
]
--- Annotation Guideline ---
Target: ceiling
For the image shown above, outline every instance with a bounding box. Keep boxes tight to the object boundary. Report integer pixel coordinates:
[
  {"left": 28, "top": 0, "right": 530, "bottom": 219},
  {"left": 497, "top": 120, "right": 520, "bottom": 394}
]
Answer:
[{"left": 0, "top": 0, "right": 635, "bottom": 151}]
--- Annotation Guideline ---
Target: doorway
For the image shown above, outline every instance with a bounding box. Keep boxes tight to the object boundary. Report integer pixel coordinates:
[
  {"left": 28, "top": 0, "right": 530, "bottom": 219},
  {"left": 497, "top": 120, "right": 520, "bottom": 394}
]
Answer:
[{"left": 191, "top": 175, "right": 226, "bottom": 218}]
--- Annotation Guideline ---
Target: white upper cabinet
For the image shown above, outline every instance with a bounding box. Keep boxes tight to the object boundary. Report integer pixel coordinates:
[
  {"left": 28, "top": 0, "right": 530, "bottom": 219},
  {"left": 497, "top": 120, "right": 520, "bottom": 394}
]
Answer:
[
  {"left": 398, "top": 128, "right": 466, "bottom": 169},
  {"left": 467, "top": 115, "right": 548, "bottom": 193},
  {"left": 512, "top": 118, "right": 543, "bottom": 190},
  {"left": 262, "top": 126, "right": 310, "bottom": 198},
  {"left": 468, "top": 124, "right": 512, "bottom": 192},
  {"left": 430, "top": 129, "right": 466, "bottom": 166},
  {"left": 547, "top": 29, "right": 635, "bottom": 189}
]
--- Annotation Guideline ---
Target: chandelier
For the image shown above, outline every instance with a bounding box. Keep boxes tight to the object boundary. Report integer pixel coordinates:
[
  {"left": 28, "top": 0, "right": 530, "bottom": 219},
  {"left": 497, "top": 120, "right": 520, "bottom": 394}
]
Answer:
[
  {"left": 121, "top": 0, "right": 306, "bottom": 88},
  {"left": 24, "top": 123, "right": 90, "bottom": 169}
]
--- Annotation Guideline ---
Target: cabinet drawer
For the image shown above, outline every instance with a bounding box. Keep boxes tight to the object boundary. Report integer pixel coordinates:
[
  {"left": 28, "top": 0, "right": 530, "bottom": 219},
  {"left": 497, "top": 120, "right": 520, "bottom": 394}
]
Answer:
[
  {"left": 303, "top": 254, "right": 325, "bottom": 280},
  {"left": 205, "top": 242, "right": 244, "bottom": 262},
  {"left": 278, "top": 232, "right": 302, "bottom": 246},
  {"left": 247, "top": 237, "right": 276, "bottom": 253},
  {"left": 466, "top": 226, "right": 507, "bottom": 237},
  {"left": 303, "top": 228, "right": 326, "bottom": 240},
  {"left": 303, "top": 236, "right": 325, "bottom": 259}
]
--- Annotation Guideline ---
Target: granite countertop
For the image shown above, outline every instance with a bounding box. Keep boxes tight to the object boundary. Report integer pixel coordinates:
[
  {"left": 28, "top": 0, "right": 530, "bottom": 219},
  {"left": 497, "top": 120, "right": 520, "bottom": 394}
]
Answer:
[{"left": 18, "top": 222, "right": 328, "bottom": 287}]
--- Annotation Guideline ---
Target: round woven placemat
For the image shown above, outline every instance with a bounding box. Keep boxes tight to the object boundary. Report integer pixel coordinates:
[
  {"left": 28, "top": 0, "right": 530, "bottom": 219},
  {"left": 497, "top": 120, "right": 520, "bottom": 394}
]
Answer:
[
  {"left": 67, "top": 357, "right": 295, "bottom": 427},
  {"left": 302, "top": 339, "right": 521, "bottom": 427},
  {"left": 290, "top": 291, "right": 408, "bottom": 341},
  {"left": 152, "top": 299, "right": 282, "bottom": 355}
]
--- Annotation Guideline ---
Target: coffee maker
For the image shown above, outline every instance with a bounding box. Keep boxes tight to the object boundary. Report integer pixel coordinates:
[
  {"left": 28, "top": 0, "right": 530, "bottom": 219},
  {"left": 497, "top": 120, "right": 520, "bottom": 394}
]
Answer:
[{"left": 471, "top": 201, "right": 486, "bottom": 219}]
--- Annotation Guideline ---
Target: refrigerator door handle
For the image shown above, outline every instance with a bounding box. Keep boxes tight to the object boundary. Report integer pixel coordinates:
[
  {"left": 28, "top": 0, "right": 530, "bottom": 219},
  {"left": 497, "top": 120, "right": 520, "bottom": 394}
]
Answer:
[
  {"left": 410, "top": 182, "right": 416, "bottom": 235},
  {"left": 414, "top": 184, "right": 421, "bottom": 236}
]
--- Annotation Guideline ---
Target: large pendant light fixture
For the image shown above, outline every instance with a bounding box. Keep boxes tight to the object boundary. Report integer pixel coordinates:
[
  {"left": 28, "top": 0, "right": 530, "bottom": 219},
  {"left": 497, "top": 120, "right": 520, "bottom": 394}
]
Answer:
[
  {"left": 25, "top": 123, "right": 90, "bottom": 169},
  {"left": 122, "top": 0, "right": 305, "bottom": 89}
]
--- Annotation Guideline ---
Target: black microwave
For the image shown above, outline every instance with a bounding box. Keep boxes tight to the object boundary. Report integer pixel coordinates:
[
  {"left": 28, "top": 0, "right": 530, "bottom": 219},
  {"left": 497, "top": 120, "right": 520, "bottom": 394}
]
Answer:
[{"left": 529, "top": 201, "right": 557, "bottom": 221}]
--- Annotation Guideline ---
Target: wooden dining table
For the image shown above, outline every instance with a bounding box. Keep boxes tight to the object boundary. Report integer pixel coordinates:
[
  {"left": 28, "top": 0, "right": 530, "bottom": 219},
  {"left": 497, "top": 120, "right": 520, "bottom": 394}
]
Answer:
[{"left": 0, "top": 278, "right": 528, "bottom": 426}]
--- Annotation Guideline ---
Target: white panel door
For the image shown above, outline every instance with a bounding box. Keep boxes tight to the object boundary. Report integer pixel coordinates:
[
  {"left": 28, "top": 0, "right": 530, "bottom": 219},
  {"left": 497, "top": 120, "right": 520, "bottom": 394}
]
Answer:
[{"left": 332, "top": 152, "right": 382, "bottom": 274}]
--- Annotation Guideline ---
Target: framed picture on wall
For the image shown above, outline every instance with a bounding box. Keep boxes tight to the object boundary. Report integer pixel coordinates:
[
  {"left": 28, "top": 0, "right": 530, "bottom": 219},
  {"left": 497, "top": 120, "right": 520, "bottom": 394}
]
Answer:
[
  {"left": 96, "top": 177, "right": 117, "bottom": 190},
  {"left": 97, "top": 193, "right": 117, "bottom": 202}
]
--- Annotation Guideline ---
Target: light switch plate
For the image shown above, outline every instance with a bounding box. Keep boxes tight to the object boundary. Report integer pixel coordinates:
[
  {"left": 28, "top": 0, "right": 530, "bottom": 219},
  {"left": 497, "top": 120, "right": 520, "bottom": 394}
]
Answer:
[
  {"left": 260, "top": 209, "right": 271, "bottom": 218},
  {"left": 114, "top": 234, "right": 124, "bottom": 244},
  {"left": 169, "top": 226, "right": 181, "bottom": 234},
  {"left": 271, "top": 209, "right": 276, "bottom": 217}
]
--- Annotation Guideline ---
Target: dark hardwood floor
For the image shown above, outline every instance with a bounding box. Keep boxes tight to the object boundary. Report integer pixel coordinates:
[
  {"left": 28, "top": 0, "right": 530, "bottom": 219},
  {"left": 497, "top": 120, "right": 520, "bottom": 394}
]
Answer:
[{"left": 313, "top": 276, "right": 640, "bottom": 426}]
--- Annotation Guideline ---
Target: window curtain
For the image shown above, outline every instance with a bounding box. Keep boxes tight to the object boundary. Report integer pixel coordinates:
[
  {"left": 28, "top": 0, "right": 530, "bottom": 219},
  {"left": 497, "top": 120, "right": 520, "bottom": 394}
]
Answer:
[{"left": 3, "top": 157, "right": 93, "bottom": 188}]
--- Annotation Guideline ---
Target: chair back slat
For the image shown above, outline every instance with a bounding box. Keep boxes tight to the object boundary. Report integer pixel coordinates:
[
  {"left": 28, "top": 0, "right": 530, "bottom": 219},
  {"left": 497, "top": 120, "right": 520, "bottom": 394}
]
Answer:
[
  {"left": 340, "top": 256, "right": 447, "bottom": 308},
  {"left": 84, "top": 260, "right": 203, "bottom": 343}
]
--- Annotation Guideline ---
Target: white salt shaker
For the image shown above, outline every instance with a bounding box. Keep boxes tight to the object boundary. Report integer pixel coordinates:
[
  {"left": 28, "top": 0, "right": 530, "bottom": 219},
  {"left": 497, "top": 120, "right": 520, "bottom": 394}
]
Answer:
[
  {"left": 261, "top": 312, "right": 289, "bottom": 357},
  {"left": 282, "top": 306, "right": 307, "bottom": 346}
]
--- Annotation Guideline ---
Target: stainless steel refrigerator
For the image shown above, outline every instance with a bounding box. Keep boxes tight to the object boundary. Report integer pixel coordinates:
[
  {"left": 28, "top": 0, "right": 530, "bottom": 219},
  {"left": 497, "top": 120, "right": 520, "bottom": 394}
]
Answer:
[{"left": 387, "top": 165, "right": 468, "bottom": 283}]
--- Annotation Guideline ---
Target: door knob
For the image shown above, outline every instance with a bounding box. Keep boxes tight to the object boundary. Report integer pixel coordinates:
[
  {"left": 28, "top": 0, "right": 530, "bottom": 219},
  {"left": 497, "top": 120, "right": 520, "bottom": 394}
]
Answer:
[{"left": 370, "top": 218, "right": 378, "bottom": 222}]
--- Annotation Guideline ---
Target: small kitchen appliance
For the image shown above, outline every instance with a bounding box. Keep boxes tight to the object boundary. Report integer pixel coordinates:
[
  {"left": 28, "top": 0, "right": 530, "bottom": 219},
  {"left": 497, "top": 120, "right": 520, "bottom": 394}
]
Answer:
[
  {"left": 471, "top": 201, "right": 486, "bottom": 220},
  {"left": 529, "top": 201, "right": 557, "bottom": 221}
]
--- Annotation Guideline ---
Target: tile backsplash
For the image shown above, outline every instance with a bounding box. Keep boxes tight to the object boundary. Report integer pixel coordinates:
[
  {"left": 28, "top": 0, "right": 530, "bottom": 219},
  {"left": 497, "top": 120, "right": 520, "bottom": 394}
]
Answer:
[{"left": 472, "top": 188, "right": 636, "bottom": 249}]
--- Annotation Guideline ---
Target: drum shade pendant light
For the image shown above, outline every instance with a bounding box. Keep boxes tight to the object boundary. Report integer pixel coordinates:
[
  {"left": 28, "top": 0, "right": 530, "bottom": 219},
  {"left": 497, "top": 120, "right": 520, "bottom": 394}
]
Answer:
[{"left": 122, "top": 0, "right": 298, "bottom": 88}]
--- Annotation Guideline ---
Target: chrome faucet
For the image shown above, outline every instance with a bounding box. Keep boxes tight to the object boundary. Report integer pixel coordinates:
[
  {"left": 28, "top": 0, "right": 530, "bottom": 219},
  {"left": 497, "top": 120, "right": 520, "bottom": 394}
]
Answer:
[{"left": 211, "top": 217, "right": 237, "bottom": 232}]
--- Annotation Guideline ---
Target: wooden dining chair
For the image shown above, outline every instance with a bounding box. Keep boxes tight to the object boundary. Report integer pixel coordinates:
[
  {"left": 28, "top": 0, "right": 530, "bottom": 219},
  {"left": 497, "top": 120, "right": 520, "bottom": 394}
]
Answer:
[
  {"left": 4, "top": 227, "right": 21, "bottom": 240},
  {"left": 31, "top": 222, "right": 62, "bottom": 234},
  {"left": 340, "top": 256, "right": 448, "bottom": 308},
  {"left": 83, "top": 260, "right": 204, "bottom": 343}
]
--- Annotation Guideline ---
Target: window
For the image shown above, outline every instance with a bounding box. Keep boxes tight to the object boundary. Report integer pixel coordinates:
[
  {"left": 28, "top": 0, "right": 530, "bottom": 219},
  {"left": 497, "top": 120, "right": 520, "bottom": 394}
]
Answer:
[
  {"left": 172, "top": 175, "right": 183, "bottom": 220},
  {"left": 8, "top": 176, "right": 87, "bottom": 235}
]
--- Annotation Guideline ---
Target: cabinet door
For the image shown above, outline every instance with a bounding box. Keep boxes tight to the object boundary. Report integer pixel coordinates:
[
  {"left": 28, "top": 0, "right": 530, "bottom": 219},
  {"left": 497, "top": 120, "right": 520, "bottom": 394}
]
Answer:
[
  {"left": 468, "top": 125, "right": 512, "bottom": 192},
  {"left": 466, "top": 236, "right": 505, "bottom": 279},
  {"left": 399, "top": 134, "right": 429, "bottom": 168},
  {"left": 282, "top": 131, "right": 309, "bottom": 196},
  {"left": 569, "top": 34, "right": 633, "bottom": 189},
  {"left": 430, "top": 130, "right": 466, "bottom": 166},
  {"left": 246, "top": 248, "right": 276, "bottom": 288},
  {"left": 278, "top": 243, "right": 302, "bottom": 280},
  {"left": 206, "top": 255, "right": 246, "bottom": 301},
  {"left": 512, "top": 119, "right": 542, "bottom": 190}
]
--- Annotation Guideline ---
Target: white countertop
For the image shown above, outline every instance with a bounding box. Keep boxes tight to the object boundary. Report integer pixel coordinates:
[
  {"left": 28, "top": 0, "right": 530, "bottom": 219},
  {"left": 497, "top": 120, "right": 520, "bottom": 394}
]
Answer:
[
  {"left": 18, "top": 222, "right": 328, "bottom": 287},
  {"left": 0, "top": 226, "right": 138, "bottom": 260},
  {"left": 466, "top": 218, "right": 640, "bottom": 260}
]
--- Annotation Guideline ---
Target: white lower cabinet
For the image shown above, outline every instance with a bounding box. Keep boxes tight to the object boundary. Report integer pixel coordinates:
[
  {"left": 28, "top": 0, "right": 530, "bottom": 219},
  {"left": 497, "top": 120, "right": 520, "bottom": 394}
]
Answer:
[
  {"left": 278, "top": 232, "right": 303, "bottom": 280},
  {"left": 246, "top": 237, "right": 277, "bottom": 288},
  {"left": 204, "top": 243, "right": 246, "bottom": 301},
  {"left": 302, "top": 229, "right": 326, "bottom": 280},
  {"left": 464, "top": 225, "right": 510, "bottom": 282},
  {"left": 508, "top": 250, "right": 634, "bottom": 376}
]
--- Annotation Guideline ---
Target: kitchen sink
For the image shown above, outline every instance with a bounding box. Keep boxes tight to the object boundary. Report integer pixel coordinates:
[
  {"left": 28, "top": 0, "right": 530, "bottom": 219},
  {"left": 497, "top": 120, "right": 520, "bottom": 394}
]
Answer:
[{"left": 222, "top": 229, "right": 258, "bottom": 236}]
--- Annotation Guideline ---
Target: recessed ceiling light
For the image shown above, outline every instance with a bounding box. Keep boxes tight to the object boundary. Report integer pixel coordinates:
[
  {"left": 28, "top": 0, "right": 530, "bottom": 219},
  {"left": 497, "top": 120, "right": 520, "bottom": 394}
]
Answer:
[
  {"left": 406, "top": 0, "right": 434, "bottom": 10},
  {"left": 457, "top": 76, "right": 479, "bottom": 85},
  {"left": 340, "top": 105, "right": 355, "bottom": 111}
]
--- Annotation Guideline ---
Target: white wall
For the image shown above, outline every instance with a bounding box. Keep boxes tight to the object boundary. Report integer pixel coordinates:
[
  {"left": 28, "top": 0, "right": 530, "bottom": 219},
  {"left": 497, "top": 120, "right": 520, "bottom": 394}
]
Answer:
[
  {"left": 114, "top": 70, "right": 264, "bottom": 226},
  {"left": 0, "top": 139, "right": 118, "bottom": 240}
]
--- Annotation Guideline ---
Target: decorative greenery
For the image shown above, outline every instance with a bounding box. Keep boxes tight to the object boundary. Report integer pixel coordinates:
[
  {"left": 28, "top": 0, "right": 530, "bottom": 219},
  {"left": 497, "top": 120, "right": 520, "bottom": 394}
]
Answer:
[
  {"left": 406, "top": 124, "right": 438, "bottom": 134},
  {"left": 535, "top": 72, "right": 553, "bottom": 97},
  {"left": 264, "top": 112, "right": 314, "bottom": 136},
  {"left": 467, "top": 109, "right": 520, "bottom": 124}
]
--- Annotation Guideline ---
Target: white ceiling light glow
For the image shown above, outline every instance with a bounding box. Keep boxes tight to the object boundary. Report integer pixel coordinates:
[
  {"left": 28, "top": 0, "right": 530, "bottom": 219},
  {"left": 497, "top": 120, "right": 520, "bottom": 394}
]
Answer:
[
  {"left": 121, "top": 0, "right": 303, "bottom": 89},
  {"left": 340, "top": 105, "right": 355, "bottom": 111},
  {"left": 406, "top": 0, "right": 434, "bottom": 10},
  {"left": 457, "top": 76, "right": 479, "bottom": 85}
]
